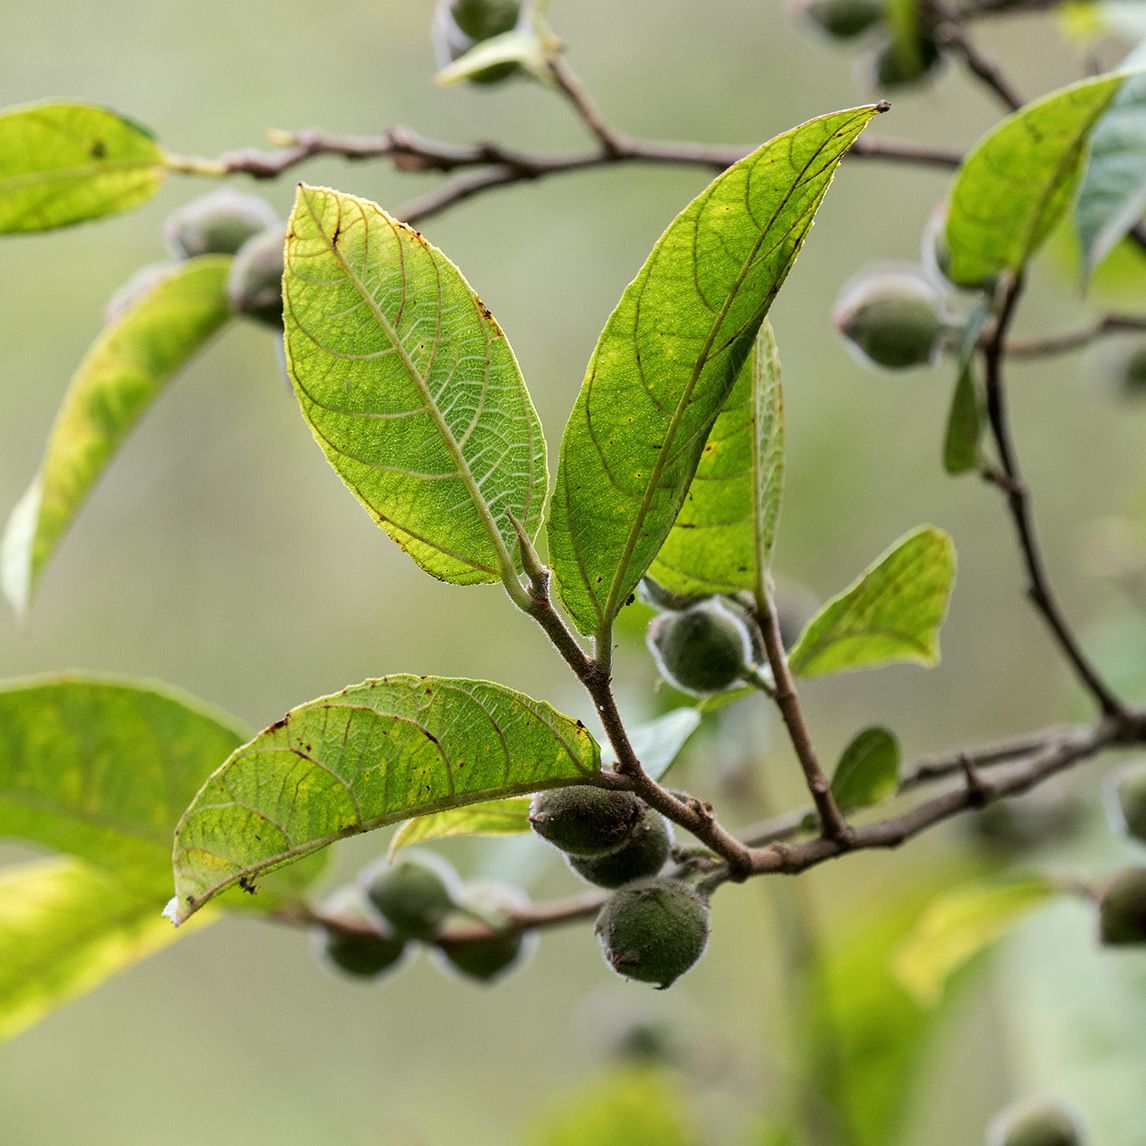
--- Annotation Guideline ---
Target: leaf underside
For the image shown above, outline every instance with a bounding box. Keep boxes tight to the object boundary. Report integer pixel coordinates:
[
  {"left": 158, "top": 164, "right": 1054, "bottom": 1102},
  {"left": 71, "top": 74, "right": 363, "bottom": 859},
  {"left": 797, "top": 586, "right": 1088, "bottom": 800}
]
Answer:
[
  {"left": 170, "top": 675, "right": 600, "bottom": 923},
  {"left": 831, "top": 726, "right": 900, "bottom": 811},
  {"left": 1, "top": 257, "right": 231, "bottom": 614},
  {"left": 0, "top": 101, "right": 165, "bottom": 233},
  {"left": 548, "top": 104, "right": 885, "bottom": 636},
  {"left": 284, "top": 184, "right": 547, "bottom": 587}
]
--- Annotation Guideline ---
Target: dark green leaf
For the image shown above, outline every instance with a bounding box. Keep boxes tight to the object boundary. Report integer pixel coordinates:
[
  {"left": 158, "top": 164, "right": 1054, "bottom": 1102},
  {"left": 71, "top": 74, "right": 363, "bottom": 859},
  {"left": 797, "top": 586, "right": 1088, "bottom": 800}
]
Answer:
[
  {"left": 946, "top": 73, "right": 1126, "bottom": 287},
  {"left": 2, "top": 257, "right": 231, "bottom": 614},
  {"left": 283, "top": 185, "right": 547, "bottom": 592},
  {"left": 831, "top": 726, "right": 900, "bottom": 810},
  {"left": 649, "top": 321, "right": 784, "bottom": 598},
  {"left": 0, "top": 102, "right": 165, "bottom": 233},
  {"left": 169, "top": 676, "right": 600, "bottom": 924},
  {"left": 548, "top": 105, "right": 886, "bottom": 636},
  {"left": 942, "top": 301, "right": 991, "bottom": 476},
  {"left": 1076, "top": 58, "right": 1146, "bottom": 281},
  {"left": 0, "top": 857, "right": 216, "bottom": 1042},
  {"left": 788, "top": 526, "right": 955, "bottom": 678}
]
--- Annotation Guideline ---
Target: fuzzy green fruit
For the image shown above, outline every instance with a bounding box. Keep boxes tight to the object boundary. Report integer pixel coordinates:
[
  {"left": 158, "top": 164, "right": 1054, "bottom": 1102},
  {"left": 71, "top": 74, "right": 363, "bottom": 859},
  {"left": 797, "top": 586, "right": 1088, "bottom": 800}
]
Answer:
[
  {"left": 309, "top": 886, "right": 407, "bottom": 981},
  {"left": 646, "top": 599, "right": 754, "bottom": 695},
  {"left": 227, "top": 227, "right": 285, "bottom": 328},
  {"left": 568, "top": 808, "right": 672, "bottom": 889},
  {"left": 987, "top": 1100, "right": 1085, "bottom": 1146},
  {"left": 164, "top": 190, "right": 280, "bottom": 261},
  {"left": 595, "top": 878, "right": 710, "bottom": 989},
  {"left": 438, "top": 881, "right": 535, "bottom": 984},
  {"left": 450, "top": 0, "right": 519, "bottom": 40},
  {"left": 1112, "top": 764, "right": 1146, "bottom": 844},
  {"left": 529, "top": 785, "right": 642, "bottom": 857},
  {"left": 362, "top": 852, "right": 459, "bottom": 940},
  {"left": 791, "top": 0, "right": 885, "bottom": 38},
  {"left": 867, "top": 32, "right": 943, "bottom": 88},
  {"left": 431, "top": 0, "right": 521, "bottom": 84},
  {"left": 835, "top": 270, "right": 945, "bottom": 371},
  {"left": 1098, "top": 866, "right": 1146, "bottom": 946},
  {"left": 1116, "top": 347, "right": 1146, "bottom": 398}
]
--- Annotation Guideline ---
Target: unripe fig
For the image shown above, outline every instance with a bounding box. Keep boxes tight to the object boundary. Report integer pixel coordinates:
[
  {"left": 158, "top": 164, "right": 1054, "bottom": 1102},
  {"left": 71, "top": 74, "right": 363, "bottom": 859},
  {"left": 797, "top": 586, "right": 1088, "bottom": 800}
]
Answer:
[
  {"left": 789, "top": 0, "right": 885, "bottom": 39},
  {"left": 529, "top": 785, "right": 642, "bottom": 857},
  {"left": 568, "top": 808, "right": 672, "bottom": 888},
  {"left": 163, "top": 189, "right": 280, "bottom": 261},
  {"left": 1098, "top": 866, "right": 1146, "bottom": 946},
  {"left": 864, "top": 32, "right": 943, "bottom": 88},
  {"left": 438, "top": 881, "right": 535, "bottom": 984},
  {"left": 1112, "top": 763, "right": 1146, "bottom": 843},
  {"left": 646, "top": 598, "right": 755, "bottom": 695},
  {"left": 227, "top": 226, "right": 286, "bottom": 328},
  {"left": 309, "top": 886, "right": 407, "bottom": 981},
  {"left": 987, "top": 1099, "right": 1085, "bottom": 1146},
  {"left": 595, "top": 877, "right": 710, "bottom": 989},
  {"left": 361, "top": 851, "right": 460, "bottom": 940},
  {"left": 834, "top": 268, "right": 945, "bottom": 370},
  {"left": 431, "top": 0, "right": 521, "bottom": 84}
]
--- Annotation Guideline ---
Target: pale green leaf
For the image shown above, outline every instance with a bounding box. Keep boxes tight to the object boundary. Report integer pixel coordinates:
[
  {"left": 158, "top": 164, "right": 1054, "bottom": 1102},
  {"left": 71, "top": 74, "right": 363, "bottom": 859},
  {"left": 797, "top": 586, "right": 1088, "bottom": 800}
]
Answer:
[
  {"left": 946, "top": 73, "right": 1126, "bottom": 287},
  {"left": 943, "top": 300, "right": 991, "bottom": 476},
  {"left": 1, "top": 257, "right": 231, "bottom": 614},
  {"left": 649, "top": 321, "right": 784, "bottom": 597},
  {"left": 169, "top": 675, "right": 600, "bottom": 924},
  {"left": 1076, "top": 57, "right": 1146, "bottom": 281},
  {"left": 283, "top": 185, "right": 547, "bottom": 590},
  {"left": 788, "top": 526, "right": 955, "bottom": 678},
  {"left": 0, "top": 102, "right": 165, "bottom": 233},
  {"left": 435, "top": 28, "right": 547, "bottom": 86},
  {"left": 602, "top": 707, "right": 702, "bottom": 781},
  {"left": 831, "top": 726, "right": 900, "bottom": 811},
  {"left": 525, "top": 1066, "right": 699, "bottom": 1146},
  {"left": 0, "top": 857, "right": 215, "bottom": 1043},
  {"left": 389, "top": 796, "right": 531, "bottom": 855},
  {"left": 893, "top": 873, "right": 1060, "bottom": 1006},
  {"left": 548, "top": 105, "right": 886, "bottom": 636}
]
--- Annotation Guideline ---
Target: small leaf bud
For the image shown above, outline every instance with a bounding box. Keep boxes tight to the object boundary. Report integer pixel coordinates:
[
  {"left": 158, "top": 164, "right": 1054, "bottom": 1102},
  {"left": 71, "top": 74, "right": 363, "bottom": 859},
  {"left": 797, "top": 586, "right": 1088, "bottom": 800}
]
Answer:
[
  {"left": 227, "top": 226, "right": 286, "bottom": 328},
  {"left": 987, "top": 1099, "right": 1086, "bottom": 1146},
  {"left": 529, "top": 785, "right": 642, "bottom": 857},
  {"left": 163, "top": 189, "right": 280, "bottom": 261},
  {"left": 1098, "top": 866, "right": 1146, "bottom": 946},
  {"left": 361, "top": 851, "right": 460, "bottom": 940},
  {"left": 646, "top": 598, "right": 755, "bottom": 695},
  {"left": 568, "top": 807, "right": 673, "bottom": 888},
  {"left": 595, "top": 877, "right": 710, "bottom": 989},
  {"left": 834, "top": 267, "right": 946, "bottom": 371},
  {"left": 788, "top": 0, "right": 885, "bottom": 39}
]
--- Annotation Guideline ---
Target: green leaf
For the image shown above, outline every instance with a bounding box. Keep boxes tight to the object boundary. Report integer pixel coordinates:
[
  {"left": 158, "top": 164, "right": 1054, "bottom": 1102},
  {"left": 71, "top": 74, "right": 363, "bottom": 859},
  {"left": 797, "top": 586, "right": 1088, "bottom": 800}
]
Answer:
[
  {"left": 0, "top": 857, "right": 215, "bottom": 1042},
  {"left": 525, "top": 1066, "right": 699, "bottom": 1146},
  {"left": 0, "top": 102, "right": 166, "bottom": 233},
  {"left": 893, "top": 873, "right": 1060, "bottom": 1006},
  {"left": 283, "top": 184, "right": 547, "bottom": 592},
  {"left": 435, "top": 28, "right": 548, "bottom": 86},
  {"left": 942, "top": 300, "right": 991, "bottom": 476},
  {"left": 787, "top": 526, "right": 955, "bottom": 678},
  {"left": 388, "top": 796, "right": 532, "bottom": 855},
  {"left": 1, "top": 258, "right": 231, "bottom": 614},
  {"left": 603, "top": 707, "right": 702, "bottom": 781},
  {"left": 946, "top": 73, "right": 1126, "bottom": 287},
  {"left": 649, "top": 321, "right": 784, "bottom": 598},
  {"left": 1076, "top": 58, "right": 1146, "bottom": 281},
  {"left": 831, "top": 726, "right": 900, "bottom": 811},
  {"left": 169, "top": 675, "right": 600, "bottom": 924},
  {"left": 548, "top": 105, "right": 886, "bottom": 636}
]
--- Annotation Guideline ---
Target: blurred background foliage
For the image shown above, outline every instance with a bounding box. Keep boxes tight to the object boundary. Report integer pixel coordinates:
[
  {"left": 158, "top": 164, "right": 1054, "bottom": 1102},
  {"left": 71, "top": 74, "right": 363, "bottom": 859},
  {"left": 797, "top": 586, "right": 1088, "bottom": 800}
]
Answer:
[{"left": 1, "top": 2, "right": 1145, "bottom": 1143}]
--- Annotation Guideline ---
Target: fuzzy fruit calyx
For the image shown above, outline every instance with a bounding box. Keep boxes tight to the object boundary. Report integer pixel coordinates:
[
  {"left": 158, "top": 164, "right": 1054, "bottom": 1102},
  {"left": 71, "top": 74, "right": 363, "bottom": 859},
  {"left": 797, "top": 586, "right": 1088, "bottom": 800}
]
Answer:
[{"left": 595, "top": 877, "right": 710, "bottom": 989}]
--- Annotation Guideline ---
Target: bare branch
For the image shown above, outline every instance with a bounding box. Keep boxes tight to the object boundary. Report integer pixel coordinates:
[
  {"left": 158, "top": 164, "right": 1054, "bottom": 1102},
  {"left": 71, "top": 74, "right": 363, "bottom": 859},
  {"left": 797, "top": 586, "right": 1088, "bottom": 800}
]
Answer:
[{"left": 1004, "top": 313, "right": 1146, "bottom": 359}]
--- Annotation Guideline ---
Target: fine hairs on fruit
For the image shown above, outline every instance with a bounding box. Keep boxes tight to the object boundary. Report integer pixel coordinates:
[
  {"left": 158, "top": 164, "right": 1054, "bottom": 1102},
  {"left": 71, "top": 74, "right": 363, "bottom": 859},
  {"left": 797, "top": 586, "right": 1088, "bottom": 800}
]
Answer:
[
  {"left": 529, "top": 785, "right": 643, "bottom": 856},
  {"left": 834, "top": 264, "right": 947, "bottom": 371},
  {"left": 360, "top": 850, "right": 461, "bottom": 940},
  {"left": 567, "top": 807, "right": 673, "bottom": 889},
  {"left": 646, "top": 597, "right": 757, "bottom": 696}
]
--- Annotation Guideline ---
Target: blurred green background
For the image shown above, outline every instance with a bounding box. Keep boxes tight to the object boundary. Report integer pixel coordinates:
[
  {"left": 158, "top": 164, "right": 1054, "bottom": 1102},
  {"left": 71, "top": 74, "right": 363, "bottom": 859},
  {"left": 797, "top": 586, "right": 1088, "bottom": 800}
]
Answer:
[{"left": 2, "top": 3, "right": 1146, "bottom": 1143}]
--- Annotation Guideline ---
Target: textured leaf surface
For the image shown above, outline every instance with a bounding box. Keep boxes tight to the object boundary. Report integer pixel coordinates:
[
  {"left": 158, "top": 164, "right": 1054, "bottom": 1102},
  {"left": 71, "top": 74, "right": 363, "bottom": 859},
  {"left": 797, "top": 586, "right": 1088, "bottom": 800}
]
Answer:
[
  {"left": 942, "top": 302, "right": 990, "bottom": 476},
  {"left": 389, "top": 796, "right": 531, "bottom": 854},
  {"left": 548, "top": 105, "right": 884, "bottom": 635},
  {"left": 1076, "top": 61, "right": 1146, "bottom": 280},
  {"left": 831, "top": 726, "right": 900, "bottom": 811},
  {"left": 649, "top": 321, "right": 783, "bottom": 597},
  {"left": 894, "top": 874, "right": 1059, "bottom": 1005},
  {"left": 170, "top": 676, "right": 600, "bottom": 923},
  {"left": 1, "top": 258, "right": 231, "bottom": 614},
  {"left": 0, "top": 102, "right": 165, "bottom": 233},
  {"left": 946, "top": 74, "right": 1125, "bottom": 287},
  {"left": 788, "top": 526, "right": 955, "bottom": 678},
  {"left": 0, "top": 857, "right": 214, "bottom": 1043},
  {"left": 284, "top": 184, "right": 546, "bottom": 587}
]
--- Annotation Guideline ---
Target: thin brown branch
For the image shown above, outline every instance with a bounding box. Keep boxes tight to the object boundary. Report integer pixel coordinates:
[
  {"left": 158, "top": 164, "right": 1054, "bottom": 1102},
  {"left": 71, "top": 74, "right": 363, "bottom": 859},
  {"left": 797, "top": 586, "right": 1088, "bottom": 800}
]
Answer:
[
  {"left": 1003, "top": 313, "right": 1146, "bottom": 359},
  {"left": 935, "top": 3, "right": 1025, "bottom": 112},
  {"left": 981, "top": 275, "right": 1128, "bottom": 718},
  {"left": 546, "top": 54, "right": 629, "bottom": 155}
]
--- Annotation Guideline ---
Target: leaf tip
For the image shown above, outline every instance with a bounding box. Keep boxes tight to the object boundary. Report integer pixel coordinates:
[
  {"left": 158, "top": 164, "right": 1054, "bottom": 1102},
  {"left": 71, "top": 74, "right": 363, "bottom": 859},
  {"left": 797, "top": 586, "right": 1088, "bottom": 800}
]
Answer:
[
  {"left": 875, "top": 99, "right": 892, "bottom": 114},
  {"left": 162, "top": 895, "right": 183, "bottom": 928}
]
